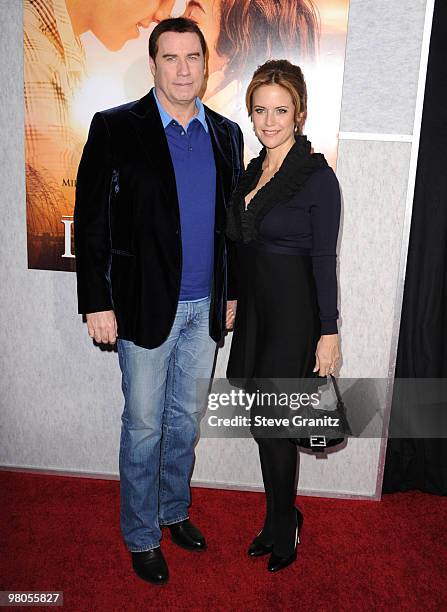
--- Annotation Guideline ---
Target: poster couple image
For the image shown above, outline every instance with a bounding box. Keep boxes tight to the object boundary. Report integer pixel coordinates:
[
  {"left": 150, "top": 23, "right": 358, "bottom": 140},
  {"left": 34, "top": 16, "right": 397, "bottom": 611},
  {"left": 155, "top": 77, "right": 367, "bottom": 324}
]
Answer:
[{"left": 24, "top": 0, "right": 349, "bottom": 270}]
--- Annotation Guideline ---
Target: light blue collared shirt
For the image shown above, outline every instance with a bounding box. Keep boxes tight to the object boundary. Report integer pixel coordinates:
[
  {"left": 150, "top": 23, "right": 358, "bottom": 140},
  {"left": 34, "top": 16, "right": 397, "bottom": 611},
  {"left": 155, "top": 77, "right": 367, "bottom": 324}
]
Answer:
[{"left": 152, "top": 87, "right": 208, "bottom": 133}]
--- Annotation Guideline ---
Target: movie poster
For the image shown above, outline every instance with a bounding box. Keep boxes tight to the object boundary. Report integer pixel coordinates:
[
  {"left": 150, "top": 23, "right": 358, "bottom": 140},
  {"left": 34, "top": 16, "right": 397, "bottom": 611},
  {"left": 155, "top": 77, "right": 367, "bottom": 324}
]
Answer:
[{"left": 24, "top": 0, "right": 350, "bottom": 271}]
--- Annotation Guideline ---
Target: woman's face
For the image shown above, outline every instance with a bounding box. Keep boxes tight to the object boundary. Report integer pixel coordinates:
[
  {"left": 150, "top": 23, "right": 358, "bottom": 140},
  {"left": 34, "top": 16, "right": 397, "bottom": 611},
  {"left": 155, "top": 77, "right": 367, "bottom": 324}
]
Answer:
[
  {"left": 182, "top": 1, "right": 226, "bottom": 74},
  {"left": 251, "top": 84, "right": 301, "bottom": 150}
]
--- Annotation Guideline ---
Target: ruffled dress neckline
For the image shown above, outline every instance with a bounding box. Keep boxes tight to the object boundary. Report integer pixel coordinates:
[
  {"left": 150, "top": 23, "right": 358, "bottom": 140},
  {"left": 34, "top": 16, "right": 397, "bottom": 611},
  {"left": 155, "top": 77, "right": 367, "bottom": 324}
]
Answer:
[{"left": 226, "top": 135, "right": 328, "bottom": 243}]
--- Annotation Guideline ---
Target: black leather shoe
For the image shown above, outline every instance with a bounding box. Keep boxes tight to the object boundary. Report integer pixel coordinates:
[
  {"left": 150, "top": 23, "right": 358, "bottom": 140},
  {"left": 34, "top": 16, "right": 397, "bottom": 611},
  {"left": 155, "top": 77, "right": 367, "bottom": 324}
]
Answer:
[
  {"left": 131, "top": 548, "right": 168, "bottom": 585},
  {"left": 167, "top": 519, "right": 207, "bottom": 551},
  {"left": 247, "top": 535, "right": 273, "bottom": 557},
  {"left": 267, "top": 508, "right": 304, "bottom": 573}
]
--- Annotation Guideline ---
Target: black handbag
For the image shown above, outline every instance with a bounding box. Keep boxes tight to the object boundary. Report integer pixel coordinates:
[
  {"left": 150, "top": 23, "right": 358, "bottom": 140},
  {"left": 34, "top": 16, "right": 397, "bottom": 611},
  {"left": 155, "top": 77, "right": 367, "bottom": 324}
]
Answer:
[{"left": 293, "top": 375, "right": 352, "bottom": 453}]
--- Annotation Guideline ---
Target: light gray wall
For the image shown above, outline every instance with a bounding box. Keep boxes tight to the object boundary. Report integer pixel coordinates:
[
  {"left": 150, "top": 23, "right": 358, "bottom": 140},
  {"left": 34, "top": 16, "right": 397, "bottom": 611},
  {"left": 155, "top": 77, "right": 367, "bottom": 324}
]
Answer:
[
  {"left": 0, "top": 0, "right": 431, "bottom": 498},
  {"left": 340, "top": 0, "right": 427, "bottom": 135}
]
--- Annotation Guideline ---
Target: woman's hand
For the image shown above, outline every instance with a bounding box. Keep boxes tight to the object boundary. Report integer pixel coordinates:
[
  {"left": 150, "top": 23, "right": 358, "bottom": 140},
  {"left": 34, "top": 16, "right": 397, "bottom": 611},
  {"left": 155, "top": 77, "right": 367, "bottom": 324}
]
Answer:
[
  {"left": 314, "top": 334, "right": 340, "bottom": 377},
  {"left": 226, "top": 300, "right": 237, "bottom": 330}
]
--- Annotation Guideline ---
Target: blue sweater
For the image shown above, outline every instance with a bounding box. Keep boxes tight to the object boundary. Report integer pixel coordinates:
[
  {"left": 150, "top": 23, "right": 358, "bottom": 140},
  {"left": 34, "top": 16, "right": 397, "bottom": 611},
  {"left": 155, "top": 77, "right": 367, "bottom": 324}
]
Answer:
[{"left": 153, "top": 89, "right": 216, "bottom": 301}]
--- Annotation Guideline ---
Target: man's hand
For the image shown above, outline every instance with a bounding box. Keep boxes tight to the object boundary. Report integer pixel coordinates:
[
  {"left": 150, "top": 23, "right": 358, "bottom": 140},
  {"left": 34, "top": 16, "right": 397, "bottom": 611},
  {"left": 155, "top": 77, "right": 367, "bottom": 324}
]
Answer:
[
  {"left": 86, "top": 310, "right": 117, "bottom": 344},
  {"left": 314, "top": 334, "right": 340, "bottom": 377},
  {"left": 226, "top": 300, "right": 237, "bottom": 331}
]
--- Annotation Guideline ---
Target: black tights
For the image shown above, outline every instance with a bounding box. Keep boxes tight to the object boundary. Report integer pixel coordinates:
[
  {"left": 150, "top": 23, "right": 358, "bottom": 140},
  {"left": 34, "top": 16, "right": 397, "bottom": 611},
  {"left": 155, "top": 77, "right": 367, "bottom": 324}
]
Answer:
[{"left": 255, "top": 437, "right": 299, "bottom": 556}]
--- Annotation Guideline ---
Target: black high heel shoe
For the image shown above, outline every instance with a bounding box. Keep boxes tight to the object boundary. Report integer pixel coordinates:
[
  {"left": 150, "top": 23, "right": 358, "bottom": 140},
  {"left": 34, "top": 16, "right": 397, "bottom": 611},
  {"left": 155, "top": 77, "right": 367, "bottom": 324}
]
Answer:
[
  {"left": 247, "top": 536, "right": 274, "bottom": 557},
  {"left": 247, "top": 528, "right": 274, "bottom": 557},
  {"left": 267, "top": 508, "right": 303, "bottom": 573}
]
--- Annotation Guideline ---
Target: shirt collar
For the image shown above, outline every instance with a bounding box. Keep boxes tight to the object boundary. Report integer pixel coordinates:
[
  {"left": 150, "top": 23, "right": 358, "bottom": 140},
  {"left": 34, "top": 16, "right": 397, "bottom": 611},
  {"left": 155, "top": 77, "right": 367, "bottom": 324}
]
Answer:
[{"left": 152, "top": 88, "right": 208, "bottom": 133}]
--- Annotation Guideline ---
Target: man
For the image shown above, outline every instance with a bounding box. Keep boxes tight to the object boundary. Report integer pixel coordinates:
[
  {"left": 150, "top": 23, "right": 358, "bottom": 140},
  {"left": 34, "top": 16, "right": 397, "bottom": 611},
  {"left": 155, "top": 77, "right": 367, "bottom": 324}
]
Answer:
[
  {"left": 25, "top": 0, "right": 174, "bottom": 267},
  {"left": 74, "top": 18, "right": 243, "bottom": 585}
]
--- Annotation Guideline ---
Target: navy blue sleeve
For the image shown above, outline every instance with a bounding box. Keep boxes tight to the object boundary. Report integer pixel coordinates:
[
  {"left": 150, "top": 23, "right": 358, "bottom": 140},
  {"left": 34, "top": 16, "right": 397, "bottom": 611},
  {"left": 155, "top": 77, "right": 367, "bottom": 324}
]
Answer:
[{"left": 309, "top": 167, "right": 341, "bottom": 335}]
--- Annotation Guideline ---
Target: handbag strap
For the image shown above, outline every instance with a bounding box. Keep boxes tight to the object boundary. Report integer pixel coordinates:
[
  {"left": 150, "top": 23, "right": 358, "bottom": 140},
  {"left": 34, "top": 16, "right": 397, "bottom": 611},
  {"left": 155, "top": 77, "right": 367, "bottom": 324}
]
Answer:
[
  {"left": 329, "top": 374, "right": 344, "bottom": 407},
  {"left": 329, "top": 374, "right": 352, "bottom": 436}
]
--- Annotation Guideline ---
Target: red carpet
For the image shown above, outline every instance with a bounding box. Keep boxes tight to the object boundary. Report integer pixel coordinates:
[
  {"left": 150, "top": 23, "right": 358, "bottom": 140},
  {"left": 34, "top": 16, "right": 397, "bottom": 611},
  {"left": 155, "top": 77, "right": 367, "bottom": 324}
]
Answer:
[{"left": 1, "top": 470, "right": 446, "bottom": 611}]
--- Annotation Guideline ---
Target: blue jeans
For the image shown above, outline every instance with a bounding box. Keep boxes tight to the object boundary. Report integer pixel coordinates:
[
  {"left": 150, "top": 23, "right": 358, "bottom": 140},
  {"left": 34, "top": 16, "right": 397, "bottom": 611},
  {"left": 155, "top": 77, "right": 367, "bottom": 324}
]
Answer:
[{"left": 117, "top": 297, "right": 216, "bottom": 552}]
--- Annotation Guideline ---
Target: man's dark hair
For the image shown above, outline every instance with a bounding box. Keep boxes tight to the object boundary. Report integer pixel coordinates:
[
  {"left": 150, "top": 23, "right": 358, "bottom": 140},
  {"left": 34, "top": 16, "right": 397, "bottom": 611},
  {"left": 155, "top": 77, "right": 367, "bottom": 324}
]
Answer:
[{"left": 149, "top": 17, "right": 207, "bottom": 61}]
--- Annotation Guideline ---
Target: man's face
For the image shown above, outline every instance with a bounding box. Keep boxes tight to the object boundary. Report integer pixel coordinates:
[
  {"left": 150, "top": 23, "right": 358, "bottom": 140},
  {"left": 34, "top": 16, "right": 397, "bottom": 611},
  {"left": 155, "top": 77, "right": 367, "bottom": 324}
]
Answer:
[
  {"left": 150, "top": 31, "right": 206, "bottom": 106},
  {"left": 91, "top": 0, "right": 176, "bottom": 51}
]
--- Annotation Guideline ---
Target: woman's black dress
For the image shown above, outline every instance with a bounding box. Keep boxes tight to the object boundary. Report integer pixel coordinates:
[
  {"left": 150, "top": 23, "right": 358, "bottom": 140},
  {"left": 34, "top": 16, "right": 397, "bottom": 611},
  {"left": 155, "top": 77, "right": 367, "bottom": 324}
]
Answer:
[
  {"left": 226, "top": 135, "right": 340, "bottom": 384},
  {"left": 225, "top": 136, "right": 341, "bottom": 556}
]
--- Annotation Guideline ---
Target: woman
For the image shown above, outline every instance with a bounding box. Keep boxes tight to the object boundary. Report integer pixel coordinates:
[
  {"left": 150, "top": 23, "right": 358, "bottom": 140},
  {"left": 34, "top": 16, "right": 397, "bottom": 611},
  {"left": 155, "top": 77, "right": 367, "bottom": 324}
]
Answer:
[{"left": 226, "top": 59, "right": 341, "bottom": 572}]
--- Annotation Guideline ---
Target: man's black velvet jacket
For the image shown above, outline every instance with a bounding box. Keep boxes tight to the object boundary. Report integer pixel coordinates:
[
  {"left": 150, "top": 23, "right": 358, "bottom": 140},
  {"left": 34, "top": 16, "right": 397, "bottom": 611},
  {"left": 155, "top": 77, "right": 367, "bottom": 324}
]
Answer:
[{"left": 74, "top": 89, "right": 243, "bottom": 349}]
